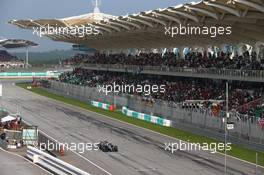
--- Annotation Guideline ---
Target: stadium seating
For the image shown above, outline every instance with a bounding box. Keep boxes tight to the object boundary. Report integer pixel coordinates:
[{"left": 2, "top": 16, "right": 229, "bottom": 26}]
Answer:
[
  {"left": 0, "top": 50, "right": 24, "bottom": 68},
  {"left": 58, "top": 68, "right": 264, "bottom": 121},
  {"left": 64, "top": 51, "right": 264, "bottom": 70}
]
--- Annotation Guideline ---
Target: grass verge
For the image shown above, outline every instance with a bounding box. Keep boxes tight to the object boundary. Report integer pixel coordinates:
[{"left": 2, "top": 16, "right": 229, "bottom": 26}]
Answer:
[{"left": 17, "top": 82, "right": 264, "bottom": 166}]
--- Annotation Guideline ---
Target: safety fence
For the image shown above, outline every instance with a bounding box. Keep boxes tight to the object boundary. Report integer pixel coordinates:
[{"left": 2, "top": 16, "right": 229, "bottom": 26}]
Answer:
[{"left": 47, "top": 81, "right": 264, "bottom": 151}]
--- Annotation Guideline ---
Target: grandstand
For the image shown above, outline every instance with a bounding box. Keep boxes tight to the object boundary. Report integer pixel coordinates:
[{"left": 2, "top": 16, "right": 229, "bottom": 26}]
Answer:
[
  {"left": 0, "top": 39, "right": 37, "bottom": 49},
  {"left": 0, "top": 39, "right": 38, "bottom": 69},
  {"left": 8, "top": 0, "right": 264, "bottom": 174},
  {"left": 64, "top": 51, "right": 264, "bottom": 70},
  {"left": 9, "top": 0, "right": 264, "bottom": 50},
  {"left": 0, "top": 50, "right": 24, "bottom": 68},
  {"left": 59, "top": 61, "right": 264, "bottom": 118},
  {"left": 9, "top": 0, "right": 264, "bottom": 141}
]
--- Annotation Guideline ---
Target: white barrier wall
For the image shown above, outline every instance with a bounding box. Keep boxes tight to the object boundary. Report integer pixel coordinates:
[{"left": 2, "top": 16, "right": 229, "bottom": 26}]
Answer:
[
  {"left": 122, "top": 106, "right": 171, "bottom": 127},
  {"left": 91, "top": 101, "right": 114, "bottom": 111}
]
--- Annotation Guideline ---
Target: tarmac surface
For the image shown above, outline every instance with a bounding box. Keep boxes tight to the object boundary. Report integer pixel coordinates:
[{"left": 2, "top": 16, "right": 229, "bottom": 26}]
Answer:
[
  {"left": 1, "top": 79, "right": 263, "bottom": 175},
  {"left": 0, "top": 148, "right": 49, "bottom": 175}
]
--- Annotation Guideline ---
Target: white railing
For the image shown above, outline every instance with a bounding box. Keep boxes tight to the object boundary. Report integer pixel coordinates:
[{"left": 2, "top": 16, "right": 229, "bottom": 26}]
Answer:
[
  {"left": 80, "top": 63, "right": 264, "bottom": 80},
  {"left": 27, "top": 146, "right": 91, "bottom": 175}
]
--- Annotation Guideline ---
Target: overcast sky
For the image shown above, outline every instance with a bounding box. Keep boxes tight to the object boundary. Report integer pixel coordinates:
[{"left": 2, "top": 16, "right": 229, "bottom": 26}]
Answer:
[{"left": 0, "top": 0, "right": 190, "bottom": 52}]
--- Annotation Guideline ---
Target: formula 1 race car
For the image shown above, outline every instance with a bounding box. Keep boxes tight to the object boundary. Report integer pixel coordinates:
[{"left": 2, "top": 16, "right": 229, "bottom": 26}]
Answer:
[{"left": 98, "top": 141, "right": 118, "bottom": 152}]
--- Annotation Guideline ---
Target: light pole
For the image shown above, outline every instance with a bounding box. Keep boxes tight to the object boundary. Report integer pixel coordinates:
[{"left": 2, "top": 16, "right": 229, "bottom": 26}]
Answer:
[
  {"left": 26, "top": 46, "right": 29, "bottom": 69},
  {"left": 225, "top": 81, "right": 229, "bottom": 175}
]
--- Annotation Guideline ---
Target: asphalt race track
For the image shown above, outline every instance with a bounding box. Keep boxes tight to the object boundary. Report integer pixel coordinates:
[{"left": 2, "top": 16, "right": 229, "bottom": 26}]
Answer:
[
  {"left": 0, "top": 148, "right": 49, "bottom": 175},
  {"left": 1, "top": 80, "right": 263, "bottom": 175}
]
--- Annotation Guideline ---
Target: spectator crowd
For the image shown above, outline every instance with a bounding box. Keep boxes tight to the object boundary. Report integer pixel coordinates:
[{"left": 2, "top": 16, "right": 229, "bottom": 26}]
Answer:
[
  {"left": 0, "top": 50, "right": 25, "bottom": 68},
  {"left": 64, "top": 51, "right": 264, "bottom": 70},
  {"left": 61, "top": 50, "right": 264, "bottom": 124},
  {"left": 59, "top": 68, "right": 264, "bottom": 121}
]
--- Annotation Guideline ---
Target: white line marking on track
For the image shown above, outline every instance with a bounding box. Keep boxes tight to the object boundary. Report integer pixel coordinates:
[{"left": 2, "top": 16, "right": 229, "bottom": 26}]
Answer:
[
  {"left": 49, "top": 98, "right": 264, "bottom": 169},
  {"left": 17, "top": 86, "right": 264, "bottom": 169},
  {"left": 21, "top": 119, "right": 112, "bottom": 175},
  {"left": 39, "top": 129, "right": 112, "bottom": 175}
]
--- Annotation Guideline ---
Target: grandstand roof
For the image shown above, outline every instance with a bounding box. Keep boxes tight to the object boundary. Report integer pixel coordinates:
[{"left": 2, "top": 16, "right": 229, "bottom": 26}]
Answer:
[
  {"left": 0, "top": 39, "right": 38, "bottom": 49},
  {"left": 10, "top": 13, "right": 116, "bottom": 29},
  {"left": 9, "top": 0, "right": 264, "bottom": 50}
]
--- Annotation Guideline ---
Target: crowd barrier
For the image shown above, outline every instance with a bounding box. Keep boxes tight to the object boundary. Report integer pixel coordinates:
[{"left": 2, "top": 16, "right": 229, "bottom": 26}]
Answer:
[
  {"left": 122, "top": 106, "right": 171, "bottom": 127},
  {"left": 81, "top": 64, "right": 264, "bottom": 81},
  {"left": 27, "top": 146, "right": 91, "bottom": 175},
  {"left": 0, "top": 72, "right": 60, "bottom": 78},
  {"left": 91, "top": 101, "right": 115, "bottom": 111}
]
